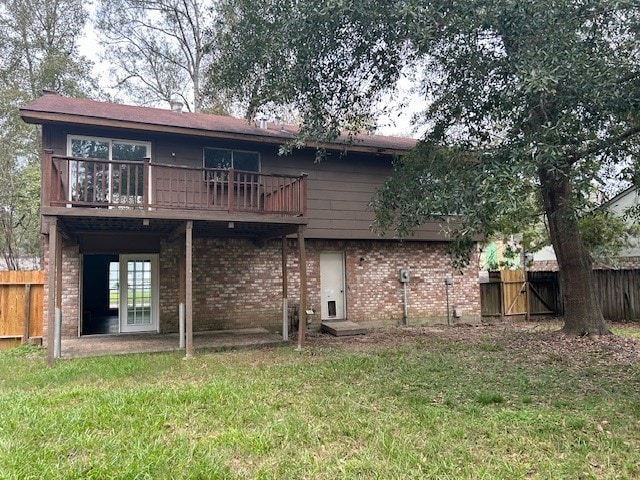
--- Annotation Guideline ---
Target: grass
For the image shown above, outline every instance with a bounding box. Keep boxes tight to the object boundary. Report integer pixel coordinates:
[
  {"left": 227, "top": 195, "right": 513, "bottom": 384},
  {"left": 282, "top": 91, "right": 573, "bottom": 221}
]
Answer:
[{"left": 0, "top": 326, "right": 638, "bottom": 479}]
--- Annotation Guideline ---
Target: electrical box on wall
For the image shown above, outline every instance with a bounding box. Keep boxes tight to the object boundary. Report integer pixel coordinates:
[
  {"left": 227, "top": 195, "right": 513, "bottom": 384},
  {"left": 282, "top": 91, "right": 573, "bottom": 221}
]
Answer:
[{"left": 399, "top": 268, "right": 410, "bottom": 283}]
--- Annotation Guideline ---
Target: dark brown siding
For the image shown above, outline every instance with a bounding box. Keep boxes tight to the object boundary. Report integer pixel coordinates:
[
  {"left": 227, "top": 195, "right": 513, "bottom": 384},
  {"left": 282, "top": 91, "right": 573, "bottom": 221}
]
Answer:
[
  {"left": 262, "top": 152, "right": 446, "bottom": 241},
  {"left": 42, "top": 124, "right": 447, "bottom": 241}
]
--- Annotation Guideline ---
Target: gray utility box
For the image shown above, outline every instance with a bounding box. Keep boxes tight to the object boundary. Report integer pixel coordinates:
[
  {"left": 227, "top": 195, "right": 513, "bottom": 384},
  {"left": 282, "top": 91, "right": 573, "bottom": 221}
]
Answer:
[{"left": 398, "top": 268, "right": 410, "bottom": 283}]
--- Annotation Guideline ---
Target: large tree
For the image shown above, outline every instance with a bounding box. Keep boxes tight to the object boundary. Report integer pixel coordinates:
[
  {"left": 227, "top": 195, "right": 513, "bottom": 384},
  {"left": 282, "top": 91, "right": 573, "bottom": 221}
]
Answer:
[
  {"left": 211, "top": 0, "right": 640, "bottom": 335},
  {"left": 0, "top": 0, "right": 95, "bottom": 268},
  {"left": 95, "top": 0, "right": 227, "bottom": 113}
]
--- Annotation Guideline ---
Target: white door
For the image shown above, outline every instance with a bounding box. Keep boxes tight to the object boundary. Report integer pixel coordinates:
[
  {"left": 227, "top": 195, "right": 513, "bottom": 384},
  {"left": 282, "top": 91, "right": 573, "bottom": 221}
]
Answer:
[
  {"left": 320, "top": 252, "right": 346, "bottom": 320},
  {"left": 119, "top": 254, "right": 158, "bottom": 332}
]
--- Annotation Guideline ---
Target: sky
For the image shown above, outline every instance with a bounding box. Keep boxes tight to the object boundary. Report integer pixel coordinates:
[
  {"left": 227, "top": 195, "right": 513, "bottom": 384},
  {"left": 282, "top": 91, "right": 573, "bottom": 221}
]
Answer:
[{"left": 77, "top": 12, "right": 424, "bottom": 139}]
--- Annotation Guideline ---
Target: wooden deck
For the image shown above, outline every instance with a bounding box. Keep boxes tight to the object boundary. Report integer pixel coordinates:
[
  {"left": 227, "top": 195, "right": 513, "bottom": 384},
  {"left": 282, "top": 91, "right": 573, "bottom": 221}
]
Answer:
[{"left": 44, "top": 152, "right": 307, "bottom": 218}]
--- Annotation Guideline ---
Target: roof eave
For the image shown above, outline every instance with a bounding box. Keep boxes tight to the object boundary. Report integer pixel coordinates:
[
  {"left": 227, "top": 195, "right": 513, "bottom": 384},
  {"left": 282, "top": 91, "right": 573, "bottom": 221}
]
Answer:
[{"left": 19, "top": 108, "right": 413, "bottom": 156}]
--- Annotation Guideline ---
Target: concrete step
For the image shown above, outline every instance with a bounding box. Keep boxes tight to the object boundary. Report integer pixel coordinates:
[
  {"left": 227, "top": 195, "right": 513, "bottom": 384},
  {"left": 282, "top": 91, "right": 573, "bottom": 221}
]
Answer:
[{"left": 321, "top": 320, "right": 366, "bottom": 336}]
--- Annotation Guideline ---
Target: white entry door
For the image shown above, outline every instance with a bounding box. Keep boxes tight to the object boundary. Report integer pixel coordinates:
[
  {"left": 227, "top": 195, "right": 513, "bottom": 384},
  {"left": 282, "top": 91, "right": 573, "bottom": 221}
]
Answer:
[
  {"left": 119, "top": 254, "right": 158, "bottom": 332},
  {"left": 320, "top": 252, "right": 346, "bottom": 320}
]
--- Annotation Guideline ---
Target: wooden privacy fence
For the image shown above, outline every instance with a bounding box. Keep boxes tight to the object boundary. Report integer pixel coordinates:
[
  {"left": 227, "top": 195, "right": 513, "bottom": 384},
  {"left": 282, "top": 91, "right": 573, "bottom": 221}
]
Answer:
[
  {"left": 594, "top": 270, "right": 640, "bottom": 321},
  {"left": 481, "top": 269, "right": 640, "bottom": 321},
  {"left": 0, "top": 271, "right": 44, "bottom": 349},
  {"left": 480, "top": 270, "right": 559, "bottom": 318}
]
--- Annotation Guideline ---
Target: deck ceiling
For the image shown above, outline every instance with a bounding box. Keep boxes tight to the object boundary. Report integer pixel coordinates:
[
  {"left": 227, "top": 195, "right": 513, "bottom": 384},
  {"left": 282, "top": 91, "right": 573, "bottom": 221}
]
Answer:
[{"left": 55, "top": 215, "right": 301, "bottom": 240}]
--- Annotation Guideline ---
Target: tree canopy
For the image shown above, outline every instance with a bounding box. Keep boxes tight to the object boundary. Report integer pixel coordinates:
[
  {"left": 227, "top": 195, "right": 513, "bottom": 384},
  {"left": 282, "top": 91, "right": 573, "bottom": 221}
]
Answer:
[
  {"left": 96, "top": 0, "right": 227, "bottom": 113},
  {"left": 212, "top": 0, "right": 640, "bottom": 334},
  {"left": 0, "top": 0, "right": 95, "bottom": 268}
]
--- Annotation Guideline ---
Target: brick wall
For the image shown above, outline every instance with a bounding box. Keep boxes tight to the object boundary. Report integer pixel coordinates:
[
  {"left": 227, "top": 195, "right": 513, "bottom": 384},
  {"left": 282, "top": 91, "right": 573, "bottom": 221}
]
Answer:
[
  {"left": 159, "top": 237, "right": 289, "bottom": 332},
  {"left": 48, "top": 235, "right": 481, "bottom": 340},
  {"left": 42, "top": 237, "right": 81, "bottom": 341},
  {"left": 159, "top": 238, "right": 481, "bottom": 332},
  {"left": 336, "top": 240, "right": 480, "bottom": 326}
]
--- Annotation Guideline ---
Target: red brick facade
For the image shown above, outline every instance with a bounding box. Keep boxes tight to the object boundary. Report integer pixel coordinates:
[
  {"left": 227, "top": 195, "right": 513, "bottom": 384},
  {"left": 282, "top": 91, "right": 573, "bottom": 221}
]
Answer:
[
  {"left": 42, "top": 240, "right": 81, "bottom": 341},
  {"left": 44, "top": 235, "right": 481, "bottom": 340}
]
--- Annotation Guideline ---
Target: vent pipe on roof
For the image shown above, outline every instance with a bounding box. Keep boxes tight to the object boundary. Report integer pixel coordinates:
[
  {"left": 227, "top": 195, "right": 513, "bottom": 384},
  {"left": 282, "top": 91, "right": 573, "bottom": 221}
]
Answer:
[
  {"left": 259, "top": 116, "right": 268, "bottom": 129},
  {"left": 170, "top": 99, "right": 184, "bottom": 113}
]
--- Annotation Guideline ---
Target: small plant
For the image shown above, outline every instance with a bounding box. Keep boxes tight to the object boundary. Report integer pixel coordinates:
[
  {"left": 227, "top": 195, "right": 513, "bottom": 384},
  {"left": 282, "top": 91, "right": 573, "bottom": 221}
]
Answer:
[
  {"left": 476, "top": 392, "right": 505, "bottom": 405},
  {"left": 478, "top": 342, "right": 504, "bottom": 352}
]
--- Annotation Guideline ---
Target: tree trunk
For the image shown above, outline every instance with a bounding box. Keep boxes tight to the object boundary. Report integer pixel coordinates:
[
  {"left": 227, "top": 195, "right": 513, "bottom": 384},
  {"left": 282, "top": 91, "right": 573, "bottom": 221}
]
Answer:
[{"left": 538, "top": 165, "right": 610, "bottom": 335}]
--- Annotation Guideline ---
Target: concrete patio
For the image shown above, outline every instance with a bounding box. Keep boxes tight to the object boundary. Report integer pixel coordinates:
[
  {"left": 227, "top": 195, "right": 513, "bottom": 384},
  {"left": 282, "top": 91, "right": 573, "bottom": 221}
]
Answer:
[{"left": 60, "top": 327, "right": 289, "bottom": 359}]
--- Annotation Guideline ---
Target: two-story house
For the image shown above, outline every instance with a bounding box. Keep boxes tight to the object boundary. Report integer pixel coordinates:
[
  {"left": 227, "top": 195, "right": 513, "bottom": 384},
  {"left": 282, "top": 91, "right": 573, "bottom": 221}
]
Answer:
[{"left": 20, "top": 92, "right": 481, "bottom": 361}]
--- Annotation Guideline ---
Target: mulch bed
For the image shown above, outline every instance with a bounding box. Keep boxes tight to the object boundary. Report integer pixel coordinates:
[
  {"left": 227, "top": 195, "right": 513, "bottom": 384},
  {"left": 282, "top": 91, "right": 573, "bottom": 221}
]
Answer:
[{"left": 306, "top": 320, "right": 640, "bottom": 366}]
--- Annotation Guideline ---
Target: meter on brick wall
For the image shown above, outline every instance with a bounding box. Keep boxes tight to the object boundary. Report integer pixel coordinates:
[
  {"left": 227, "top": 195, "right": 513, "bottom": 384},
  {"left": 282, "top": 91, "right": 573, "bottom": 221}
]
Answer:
[{"left": 399, "top": 268, "right": 410, "bottom": 283}]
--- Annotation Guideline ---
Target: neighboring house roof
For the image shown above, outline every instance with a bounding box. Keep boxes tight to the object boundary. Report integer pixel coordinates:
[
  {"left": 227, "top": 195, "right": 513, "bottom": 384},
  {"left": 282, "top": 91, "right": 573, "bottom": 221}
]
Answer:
[
  {"left": 20, "top": 92, "right": 417, "bottom": 156},
  {"left": 533, "top": 186, "right": 640, "bottom": 264},
  {"left": 601, "top": 186, "right": 639, "bottom": 217}
]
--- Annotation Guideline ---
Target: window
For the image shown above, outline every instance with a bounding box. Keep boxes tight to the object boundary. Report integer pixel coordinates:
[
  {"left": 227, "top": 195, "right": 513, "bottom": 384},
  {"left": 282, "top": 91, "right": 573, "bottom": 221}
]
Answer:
[
  {"left": 108, "top": 261, "right": 120, "bottom": 309},
  {"left": 203, "top": 148, "right": 260, "bottom": 172},
  {"left": 67, "top": 136, "right": 151, "bottom": 204},
  {"left": 69, "top": 136, "right": 150, "bottom": 162}
]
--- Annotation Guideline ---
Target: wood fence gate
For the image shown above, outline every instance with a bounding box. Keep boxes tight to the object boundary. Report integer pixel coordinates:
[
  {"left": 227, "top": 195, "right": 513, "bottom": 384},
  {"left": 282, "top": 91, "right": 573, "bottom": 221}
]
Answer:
[
  {"left": 0, "top": 271, "right": 44, "bottom": 349},
  {"left": 481, "top": 269, "right": 640, "bottom": 321},
  {"left": 481, "top": 270, "right": 561, "bottom": 318}
]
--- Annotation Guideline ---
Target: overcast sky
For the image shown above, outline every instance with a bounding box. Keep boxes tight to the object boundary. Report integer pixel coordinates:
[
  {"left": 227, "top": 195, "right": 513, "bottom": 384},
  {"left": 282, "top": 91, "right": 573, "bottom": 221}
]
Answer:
[{"left": 77, "top": 16, "right": 424, "bottom": 139}]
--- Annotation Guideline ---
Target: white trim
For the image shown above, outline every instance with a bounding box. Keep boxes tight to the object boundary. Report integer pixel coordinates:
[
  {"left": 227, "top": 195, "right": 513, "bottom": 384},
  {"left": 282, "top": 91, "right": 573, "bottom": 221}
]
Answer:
[
  {"left": 119, "top": 254, "right": 159, "bottom": 333},
  {"left": 319, "top": 251, "right": 347, "bottom": 320}
]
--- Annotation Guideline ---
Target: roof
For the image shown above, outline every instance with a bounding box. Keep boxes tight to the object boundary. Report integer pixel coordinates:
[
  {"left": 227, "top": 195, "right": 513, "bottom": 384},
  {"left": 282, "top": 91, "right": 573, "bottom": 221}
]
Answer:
[
  {"left": 601, "top": 185, "right": 638, "bottom": 209},
  {"left": 20, "top": 93, "right": 417, "bottom": 155}
]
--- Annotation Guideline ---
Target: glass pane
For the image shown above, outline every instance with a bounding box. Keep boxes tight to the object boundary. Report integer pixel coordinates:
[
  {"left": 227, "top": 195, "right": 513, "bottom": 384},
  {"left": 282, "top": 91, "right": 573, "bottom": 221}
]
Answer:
[
  {"left": 108, "top": 262, "right": 119, "bottom": 309},
  {"left": 233, "top": 151, "right": 260, "bottom": 172},
  {"left": 204, "top": 148, "right": 232, "bottom": 169},
  {"left": 70, "top": 139, "right": 110, "bottom": 202},
  {"left": 126, "top": 260, "right": 152, "bottom": 326},
  {"left": 112, "top": 143, "right": 148, "bottom": 161},
  {"left": 71, "top": 139, "right": 109, "bottom": 159},
  {"left": 112, "top": 143, "right": 147, "bottom": 204}
]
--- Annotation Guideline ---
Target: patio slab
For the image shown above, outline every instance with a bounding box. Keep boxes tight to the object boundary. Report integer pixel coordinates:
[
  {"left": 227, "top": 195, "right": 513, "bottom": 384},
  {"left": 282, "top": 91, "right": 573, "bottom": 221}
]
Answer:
[{"left": 61, "top": 328, "right": 288, "bottom": 358}]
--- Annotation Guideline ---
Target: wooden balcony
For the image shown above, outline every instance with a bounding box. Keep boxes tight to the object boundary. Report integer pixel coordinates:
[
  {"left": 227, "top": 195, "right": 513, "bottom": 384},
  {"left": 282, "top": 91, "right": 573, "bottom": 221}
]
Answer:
[{"left": 42, "top": 152, "right": 308, "bottom": 220}]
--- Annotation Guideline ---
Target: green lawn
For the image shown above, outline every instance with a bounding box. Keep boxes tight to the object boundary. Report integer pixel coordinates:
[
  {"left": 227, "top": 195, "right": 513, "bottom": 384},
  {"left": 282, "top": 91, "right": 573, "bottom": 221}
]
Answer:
[{"left": 0, "top": 324, "right": 638, "bottom": 479}]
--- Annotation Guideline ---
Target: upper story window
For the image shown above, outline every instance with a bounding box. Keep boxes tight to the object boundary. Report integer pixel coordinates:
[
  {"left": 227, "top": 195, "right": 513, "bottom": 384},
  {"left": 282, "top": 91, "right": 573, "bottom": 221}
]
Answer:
[
  {"left": 68, "top": 135, "right": 151, "bottom": 161},
  {"left": 203, "top": 147, "right": 260, "bottom": 172},
  {"left": 66, "top": 135, "right": 151, "bottom": 204}
]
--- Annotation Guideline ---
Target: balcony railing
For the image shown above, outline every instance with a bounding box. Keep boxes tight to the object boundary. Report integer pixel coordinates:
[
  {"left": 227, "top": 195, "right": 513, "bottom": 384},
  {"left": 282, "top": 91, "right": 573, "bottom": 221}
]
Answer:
[{"left": 43, "top": 152, "right": 307, "bottom": 217}]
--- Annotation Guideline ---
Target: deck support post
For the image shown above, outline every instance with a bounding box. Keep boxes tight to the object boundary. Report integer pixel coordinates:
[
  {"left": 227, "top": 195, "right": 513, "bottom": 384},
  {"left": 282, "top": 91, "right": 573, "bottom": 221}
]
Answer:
[
  {"left": 54, "top": 308, "right": 62, "bottom": 358},
  {"left": 185, "top": 220, "right": 194, "bottom": 357},
  {"left": 297, "top": 226, "right": 307, "bottom": 349},
  {"left": 282, "top": 236, "right": 288, "bottom": 341},
  {"left": 47, "top": 219, "right": 59, "bottom": 365},
  {"left": 55, "top": 228, "right": 63, "bottom": 358},
  {"left": 179, "top": 238, "right": 186, "bottom": 349},
  {"left": 179, "top": 304, "right": 185, "bottom": 349}
]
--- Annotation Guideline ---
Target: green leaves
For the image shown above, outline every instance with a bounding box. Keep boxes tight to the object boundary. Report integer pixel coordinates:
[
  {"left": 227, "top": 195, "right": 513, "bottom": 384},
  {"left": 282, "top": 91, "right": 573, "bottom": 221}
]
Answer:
[
  {"left": 213, "top": 0, "right": 639, "bottom": 326},
  {"left": 0, "top": 0, "right": 95, "bottom": 268}
]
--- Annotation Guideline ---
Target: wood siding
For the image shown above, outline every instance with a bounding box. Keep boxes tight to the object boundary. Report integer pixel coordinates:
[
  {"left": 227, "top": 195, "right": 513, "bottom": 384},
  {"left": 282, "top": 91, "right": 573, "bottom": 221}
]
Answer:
[{"left": 42, "top": 124, "right": 447, "bottom": 241}]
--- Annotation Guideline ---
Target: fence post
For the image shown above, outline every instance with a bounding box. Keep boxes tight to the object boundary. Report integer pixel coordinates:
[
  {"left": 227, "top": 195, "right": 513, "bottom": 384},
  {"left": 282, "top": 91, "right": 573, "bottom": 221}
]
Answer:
[{"left": 22, "top": 284, "right": 31, "bottom": 344}]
